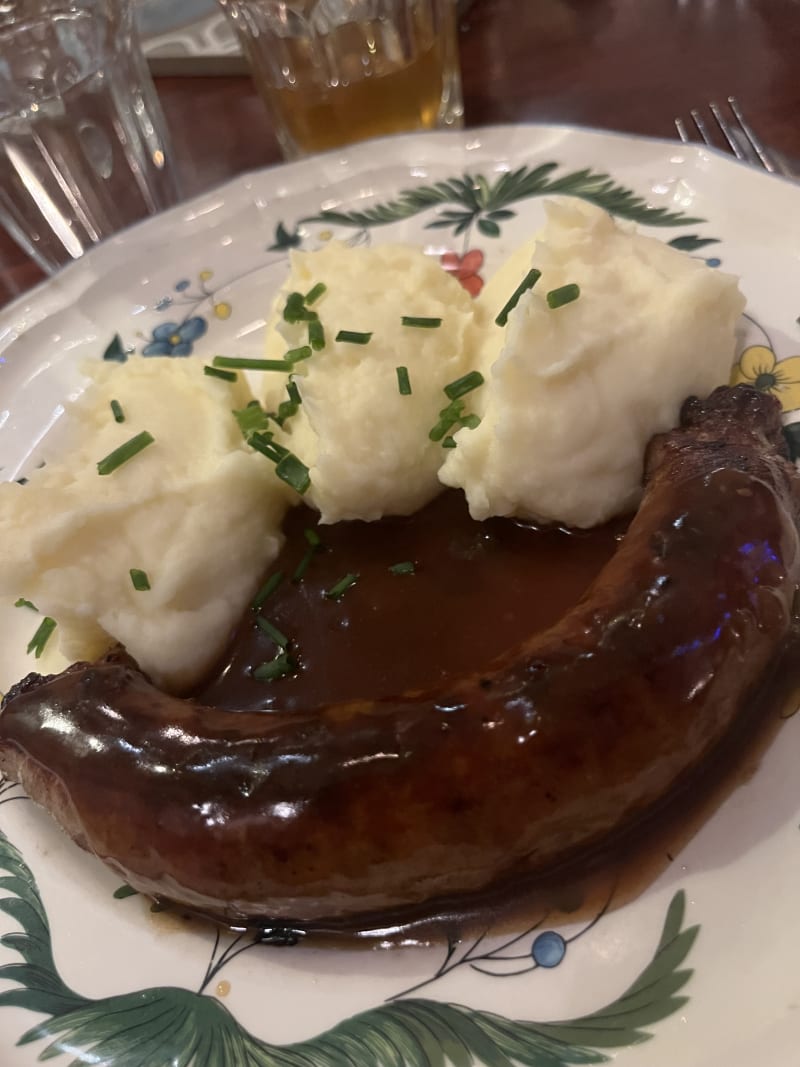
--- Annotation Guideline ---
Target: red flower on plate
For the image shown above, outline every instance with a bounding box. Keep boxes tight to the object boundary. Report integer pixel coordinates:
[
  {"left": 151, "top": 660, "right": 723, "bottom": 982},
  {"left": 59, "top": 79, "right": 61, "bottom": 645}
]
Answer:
[{"left": 440, "top": 249, "right": 485, "bottom": 297}]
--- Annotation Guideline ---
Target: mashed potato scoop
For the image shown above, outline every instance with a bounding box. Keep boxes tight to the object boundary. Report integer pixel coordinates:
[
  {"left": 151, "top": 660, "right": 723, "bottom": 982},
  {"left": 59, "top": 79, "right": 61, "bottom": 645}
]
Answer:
[
  {"left": 264, "top": 242, "right": 480, "bottom": 523},
  {"left": 439, "top": 199, "right": 746, "bottom": 527},
  {"left": 0, "top": 359, "right": 292, "bottom": 692}
]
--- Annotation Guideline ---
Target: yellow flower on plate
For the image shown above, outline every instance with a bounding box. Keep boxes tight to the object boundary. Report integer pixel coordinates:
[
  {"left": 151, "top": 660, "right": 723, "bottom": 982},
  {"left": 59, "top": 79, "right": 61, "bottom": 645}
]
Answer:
[
  {"left": 199, "top": 269, "right": 214, "bottom": 282},
  {"left": 730, "top": 345, "right": 800, "bottom": 413},
  {"left": 213, "top": 302, "right": 232, "bottom": 320}
]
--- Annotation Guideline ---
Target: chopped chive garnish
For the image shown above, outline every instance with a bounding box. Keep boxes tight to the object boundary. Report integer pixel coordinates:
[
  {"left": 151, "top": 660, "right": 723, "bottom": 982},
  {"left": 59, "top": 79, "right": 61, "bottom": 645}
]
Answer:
[
  {"left": 308, "top": 319, "right": 325, "bottom": 352},
  {"left": 429, "top": 396, "right": 481, "bottom": 443},
  {"left": 27, "top": 616, "right": 56, "bottom": 659},
  {"left": 429, "top": 399, "right": 464, "bottom": 442},
  {"left": 97, "top": 431, "right": 155, "bottom": 476},
  {"left": 275, "top": 452, "right": 311, "bottom": 495},
  {"left": 14, "top": 598, "right": 37, "bottom": 611},
  {"left": 245, "top": 437, "right": 308, "bottom": 518},
  {"left": 234, "top": 401, "right": 271, "bottom": 440},
  {"left": 283, "top": 291, "right": 317, "bottom": 324},
  {"left": 204, "top": 365, "right": 238, "bottom": 382},
  {"left": 256, "top": 616, "right": 288, "bottom": 648},
  {"left": 249, "top": 432, "right": 289, "bottom": 463},
  {"left": 286, "top": 379, "right": 302, "bottom": 406},
  {"left": 495, "top": 268, "right": 542, "bottom": 326},
  {"left": 444, "top": 371, "right": 484, "bottom": 401},
  {"left": 253, "top": 652, "right": 296, "bottom": 681},
  {"left": 401, "top": 316, "right": 442, "bottom": 329},
  {"left": 389, "top": 561, "right": 415, "bottom": 576},
  {"left": 285, "top": 347, "right": 313, "bottom": 366},
  {"left": 335, "top": 330, "right": 372, "bottom": 345},
  {"left": 546, "top": 283, "right": 581, "bottom": 309},
  {"left": 113, "top": 884, "right": 140, "bottom": 899},
  {"left": 325, "top": 573, "right": 359, "bottom": 600},
  {"left": 273, "top": 405, "right": 296, "bottom": 427},
  {"left": 212, "top": 356, "right": 291, "bottom": 372},
  {"left": 305, "top": 282, "right": 327, "bottom": 305},
  {"left": 110, "top": 399, "right": 125, "bottom": 423},
  {"left": 129, "top": 568, "right": 151, "bottom": 591},
  {"left": 292, "top": 547, "right": 316, "bottom": 583},
  {"left": 273, "top": 394, "right": 300, "bottom": 427},
  {"left": 396, "top": 366, "right": 412, "bottom": 395},
  {"left": 252, "top": 571, "right": 284, "bottom": 610},
  {"left": 293, "top": 532, "right": 322, "bottom": 583},
  {"left": 283, "top": 291, "right": 304, "bottom": 319}
]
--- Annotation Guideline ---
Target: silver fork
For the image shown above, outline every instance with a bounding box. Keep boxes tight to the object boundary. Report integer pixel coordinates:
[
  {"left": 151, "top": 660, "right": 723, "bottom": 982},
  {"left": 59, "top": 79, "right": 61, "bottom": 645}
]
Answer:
[{"left": 675, "top": 96, "right": 794, "bottom": 177}]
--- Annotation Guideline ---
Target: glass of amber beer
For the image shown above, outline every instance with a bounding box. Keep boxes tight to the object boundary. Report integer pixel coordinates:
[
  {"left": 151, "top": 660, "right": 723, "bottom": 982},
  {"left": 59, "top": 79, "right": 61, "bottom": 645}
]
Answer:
[{"left": 217, "top": 0, "right": 463, "bottom": 159}]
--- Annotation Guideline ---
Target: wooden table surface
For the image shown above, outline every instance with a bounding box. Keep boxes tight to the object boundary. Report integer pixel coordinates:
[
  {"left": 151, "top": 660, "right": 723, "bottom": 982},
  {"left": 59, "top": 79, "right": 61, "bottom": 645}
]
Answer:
[{"left": 1, "top": 0, "right": 798, "bottom": 308}]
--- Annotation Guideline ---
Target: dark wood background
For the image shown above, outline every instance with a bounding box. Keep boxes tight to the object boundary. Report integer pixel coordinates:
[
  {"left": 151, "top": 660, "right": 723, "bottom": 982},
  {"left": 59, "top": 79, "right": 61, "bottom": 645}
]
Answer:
[{"left": 1, "top": 0, "right": 798, "bottom": 308}]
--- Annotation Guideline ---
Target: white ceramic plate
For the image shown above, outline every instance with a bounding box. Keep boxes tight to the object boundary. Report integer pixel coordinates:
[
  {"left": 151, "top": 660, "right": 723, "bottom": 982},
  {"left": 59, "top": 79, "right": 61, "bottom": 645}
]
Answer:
[{"left": 1, "top": 125, "right": 800, "bottom": 1067}]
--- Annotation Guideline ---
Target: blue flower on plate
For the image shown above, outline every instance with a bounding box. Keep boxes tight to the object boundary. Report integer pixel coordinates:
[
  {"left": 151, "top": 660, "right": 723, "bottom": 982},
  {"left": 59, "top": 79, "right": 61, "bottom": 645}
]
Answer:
[{"left": 142, "top": 316, "right": 208, "bottom": 356}]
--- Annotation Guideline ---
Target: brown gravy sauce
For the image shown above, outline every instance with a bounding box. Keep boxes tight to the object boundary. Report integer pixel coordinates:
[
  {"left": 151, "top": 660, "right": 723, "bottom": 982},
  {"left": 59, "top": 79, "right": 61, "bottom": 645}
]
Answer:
[
  {"left": 180, "top": 490, "right": 799, "bottom": 947},
  {"left": 197, "top": 490, "right": 625, "bottom": 712}
]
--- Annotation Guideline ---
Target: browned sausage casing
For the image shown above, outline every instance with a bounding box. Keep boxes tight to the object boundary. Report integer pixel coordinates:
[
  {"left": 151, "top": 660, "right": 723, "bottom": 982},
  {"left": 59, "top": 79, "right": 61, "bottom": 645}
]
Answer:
[{"left": 1, "top": 386, "right": 799, "bottom": 928}]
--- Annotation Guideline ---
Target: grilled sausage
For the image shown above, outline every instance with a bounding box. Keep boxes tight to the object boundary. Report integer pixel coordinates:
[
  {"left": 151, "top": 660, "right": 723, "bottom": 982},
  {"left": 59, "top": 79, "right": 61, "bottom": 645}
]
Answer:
[{"left": 1, "top": 386, "right": 798, "bottom": 929}]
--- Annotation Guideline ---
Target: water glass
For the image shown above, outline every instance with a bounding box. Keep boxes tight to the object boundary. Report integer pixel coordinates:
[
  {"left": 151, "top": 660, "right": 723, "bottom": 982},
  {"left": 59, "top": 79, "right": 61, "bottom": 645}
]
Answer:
[
  {"left": 0, "top": 0, "right": 180, "bottom": 274},
  {"left": 217, "top": 0, "right": 463, "bottom": 160}
]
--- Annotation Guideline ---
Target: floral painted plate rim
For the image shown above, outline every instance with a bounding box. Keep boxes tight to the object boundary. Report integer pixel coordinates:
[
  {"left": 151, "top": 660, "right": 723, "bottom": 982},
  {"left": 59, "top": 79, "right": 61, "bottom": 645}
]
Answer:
[{"left": 0, "top": 124, "right": 800, "bottom": 1067}]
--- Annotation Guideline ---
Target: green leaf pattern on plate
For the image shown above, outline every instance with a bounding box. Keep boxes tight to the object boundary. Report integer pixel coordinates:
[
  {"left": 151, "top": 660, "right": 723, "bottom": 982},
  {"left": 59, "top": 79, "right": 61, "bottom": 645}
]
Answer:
[
  {"left": 296, "top": 163, "right": 707, "bottom": 239},
  {"left": 0, "top": 827, "right": 699, "bottom": 1066}
]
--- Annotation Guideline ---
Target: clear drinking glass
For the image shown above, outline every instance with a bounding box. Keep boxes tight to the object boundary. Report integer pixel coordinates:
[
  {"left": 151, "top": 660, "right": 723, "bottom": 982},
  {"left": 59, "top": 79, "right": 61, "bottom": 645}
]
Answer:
[
  {"left": 0, "top": 0, "right": 179, "bottom": 274},
  {"left": 217, "top": 0, "right": 463, "bottom": 160}
]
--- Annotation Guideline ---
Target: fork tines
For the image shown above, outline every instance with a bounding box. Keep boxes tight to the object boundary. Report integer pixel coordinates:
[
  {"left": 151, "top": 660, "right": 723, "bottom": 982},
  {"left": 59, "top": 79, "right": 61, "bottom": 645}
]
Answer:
[{"left": 675, "top": 96, "right": 779, "bottom": 174}]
